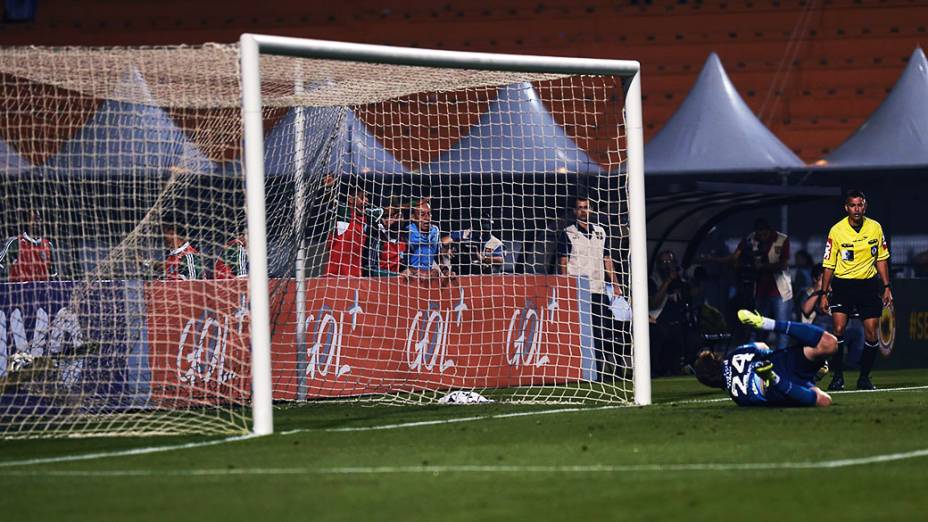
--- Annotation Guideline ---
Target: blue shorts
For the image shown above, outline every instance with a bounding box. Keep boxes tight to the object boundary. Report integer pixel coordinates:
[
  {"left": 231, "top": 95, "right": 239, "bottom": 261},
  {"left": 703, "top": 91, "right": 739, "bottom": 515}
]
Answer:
[
  {"left": 766, "top": 346, "right": 821, "bottom": 406},
  {"left": 774, "top": 345, "right": 820, "bottom": 383}
]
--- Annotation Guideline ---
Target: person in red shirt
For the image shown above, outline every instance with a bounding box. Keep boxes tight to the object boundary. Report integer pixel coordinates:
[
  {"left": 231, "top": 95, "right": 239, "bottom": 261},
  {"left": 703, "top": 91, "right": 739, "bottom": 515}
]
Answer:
[
  {"left": 214, "top": 235, "right": 248, "bottom": 279},
  {"left": 364, "top": 197, "right": 406, "bottom": 277},
  {"left": 0, "top": 209, "right": 57, "bottom": 282},
  {"left": 325, "top": 187, "right": 369, "bottom": 277},
  {"left": 162, "top": 223, "right": 204, "bottom": 280},
  {"left": 732, "top": 219, "right": 794, "bottom": 348}
]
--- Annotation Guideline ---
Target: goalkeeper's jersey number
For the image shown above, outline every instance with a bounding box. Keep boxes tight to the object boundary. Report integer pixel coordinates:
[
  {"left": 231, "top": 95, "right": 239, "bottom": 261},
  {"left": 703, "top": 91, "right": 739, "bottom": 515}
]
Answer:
[{"left": 723, "top": 347, "right": 768, "bottom": 406}]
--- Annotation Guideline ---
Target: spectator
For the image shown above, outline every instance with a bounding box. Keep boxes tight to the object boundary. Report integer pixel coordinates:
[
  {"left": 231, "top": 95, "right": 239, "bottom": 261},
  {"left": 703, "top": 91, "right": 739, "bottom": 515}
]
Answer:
[
  {"left": 558, "top": 196, "right": 620, "bottom": 381},
  {"left": 474, "top": 217, "right": 506, "bottom": 273},
  {"left": 732, "top": 218, "right": 793, "bottom": 348},
  {"left": 162, "top": 223, "right": 203, "bottom": 280},
  {"left": 215, "top": 235, "right": 248, "bottom": 279},
  {"left": 406, "top": 199, "right": 469, "bottom": 280},
  {"left": 0, "top": 208, "right": 57, "bottom": 282},
  {"left": 454, "top": 215, "right": 506, "bottom": 275},
  {"left": 648, "top": 250, "right": 692, "bottom": 376},
  {"left": 407, "top": 200, "right": 442, "bottom": 278},
  {"left": 364, "top": 197, "right": 406, "bottom": 277},
  {"left": 691, "top": 226, "right": 733, "bottom": 316},
  {"left": 325, "top": 186, "right": 370, "bottom": 277}
]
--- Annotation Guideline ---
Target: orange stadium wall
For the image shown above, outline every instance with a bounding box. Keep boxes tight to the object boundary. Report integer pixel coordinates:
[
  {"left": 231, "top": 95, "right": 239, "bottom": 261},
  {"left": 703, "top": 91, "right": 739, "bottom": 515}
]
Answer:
[{"left": 0, "top": 0, "right": 925, "bottom": 163}]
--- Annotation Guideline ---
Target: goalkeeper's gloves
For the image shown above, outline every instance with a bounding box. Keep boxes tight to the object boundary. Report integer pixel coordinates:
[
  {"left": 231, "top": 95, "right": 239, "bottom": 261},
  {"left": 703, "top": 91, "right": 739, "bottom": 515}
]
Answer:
[{"left": 754, "top": 361, "right": 780, "bottom": 389}]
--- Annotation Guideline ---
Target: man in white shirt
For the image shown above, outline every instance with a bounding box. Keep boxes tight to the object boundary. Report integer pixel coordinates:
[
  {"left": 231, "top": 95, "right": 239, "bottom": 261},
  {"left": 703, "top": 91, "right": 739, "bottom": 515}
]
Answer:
[{"left": 558, "top": 197, "right": 621, "bottom": 381}]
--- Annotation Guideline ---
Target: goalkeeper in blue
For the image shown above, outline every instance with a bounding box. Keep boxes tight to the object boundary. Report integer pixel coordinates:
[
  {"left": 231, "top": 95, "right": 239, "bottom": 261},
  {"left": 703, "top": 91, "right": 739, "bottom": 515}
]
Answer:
[{"left": 693, "top": 310, "right": 837, "bottom": 407}]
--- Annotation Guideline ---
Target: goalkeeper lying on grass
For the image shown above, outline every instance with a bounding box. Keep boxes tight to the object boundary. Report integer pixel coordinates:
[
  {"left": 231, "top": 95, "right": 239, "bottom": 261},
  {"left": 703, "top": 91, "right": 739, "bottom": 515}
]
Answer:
[{"left": 693, "top": 310, "right": 836, "bottom": 407}]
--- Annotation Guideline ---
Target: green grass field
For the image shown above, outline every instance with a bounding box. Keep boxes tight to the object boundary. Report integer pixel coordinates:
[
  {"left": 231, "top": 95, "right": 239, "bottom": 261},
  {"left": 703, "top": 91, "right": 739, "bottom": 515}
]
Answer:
[{"left": 3, "top": 369, "right": 927, "bottom": 521}]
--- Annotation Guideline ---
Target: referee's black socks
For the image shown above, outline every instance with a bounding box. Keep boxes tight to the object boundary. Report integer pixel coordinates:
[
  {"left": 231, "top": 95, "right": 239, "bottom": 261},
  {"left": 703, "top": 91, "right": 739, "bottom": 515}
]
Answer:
[
  {"left": 860, "top": 340, "right": 880, "bottom": 378},
  {"left": 831, "top": 336, "right": 846, "bottom": 376}
]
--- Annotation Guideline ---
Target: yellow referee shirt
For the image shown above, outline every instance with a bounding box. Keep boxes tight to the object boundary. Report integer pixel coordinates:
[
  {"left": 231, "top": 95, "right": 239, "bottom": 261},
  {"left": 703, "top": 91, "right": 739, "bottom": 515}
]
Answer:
[{"left": 822, "top": 217, "right": 889, "bottom": 279}]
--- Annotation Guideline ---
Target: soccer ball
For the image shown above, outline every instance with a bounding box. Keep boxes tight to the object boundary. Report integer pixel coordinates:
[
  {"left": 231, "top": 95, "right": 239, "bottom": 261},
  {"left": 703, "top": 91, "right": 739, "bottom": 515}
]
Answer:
[
  {"left": 8, "top": 352, "right": 35, "bottom": 373},
  {"left": 438, "top": 390, "right": 494, "bottom": 404}
]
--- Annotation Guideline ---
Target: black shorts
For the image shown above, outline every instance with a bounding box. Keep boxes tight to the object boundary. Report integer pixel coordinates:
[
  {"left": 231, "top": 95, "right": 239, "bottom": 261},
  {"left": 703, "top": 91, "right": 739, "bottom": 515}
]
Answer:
[{"left": 830, "top": 277, "right": 882, "bottom": 320}]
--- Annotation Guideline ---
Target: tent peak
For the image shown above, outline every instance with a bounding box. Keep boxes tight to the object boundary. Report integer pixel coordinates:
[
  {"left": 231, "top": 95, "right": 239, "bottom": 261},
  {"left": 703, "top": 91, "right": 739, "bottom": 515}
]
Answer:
[
  {"left": 264, "top": 106, "right": 409, "bottom": 176},
  {"left": 111, "top": 66, "right": 155, "bottom": 105},
  {"left": 425, "top": 82, "right": 602, "bottom": 175},
  {"left": 823, "top": 45, "right": 928, "bottom": 168},
  {"left": 644, "top": 52, "right": 802, "bottom": 175},
  {"left": 0, "top": 138, "right": 30, "bottom": 173}
]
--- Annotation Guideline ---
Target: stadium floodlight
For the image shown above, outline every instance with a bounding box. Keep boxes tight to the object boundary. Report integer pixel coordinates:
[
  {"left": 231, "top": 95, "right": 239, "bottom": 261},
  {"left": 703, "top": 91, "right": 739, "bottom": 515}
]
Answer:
[{"left": 0, "top": 35, "right": 648, "bottom": 439}]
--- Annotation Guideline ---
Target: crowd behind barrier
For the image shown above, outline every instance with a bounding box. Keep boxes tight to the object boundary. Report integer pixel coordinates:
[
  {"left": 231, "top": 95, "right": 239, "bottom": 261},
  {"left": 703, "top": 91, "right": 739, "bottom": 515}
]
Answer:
[{"left": 6, "top": 186, "right": 928, "bottom": 381}]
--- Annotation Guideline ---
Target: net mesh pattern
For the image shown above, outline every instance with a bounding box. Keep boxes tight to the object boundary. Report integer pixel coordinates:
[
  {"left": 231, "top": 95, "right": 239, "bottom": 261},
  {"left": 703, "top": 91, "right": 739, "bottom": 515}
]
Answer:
[{"left": 0, "top": 43, "right": 632, "bottom": 438}]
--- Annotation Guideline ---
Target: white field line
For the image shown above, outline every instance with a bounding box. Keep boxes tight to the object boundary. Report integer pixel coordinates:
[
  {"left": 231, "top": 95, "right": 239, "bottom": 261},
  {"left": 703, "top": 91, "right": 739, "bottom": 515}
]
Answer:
[
  {"left": 282, "top": 405, "right": 628, "bottom": 435},
  {"left": 285, "top": 384, "right": 928, "bottom": 433},
  {"left": 6, "top": 447, "right": 928, "bottom": 477},
  {"left": 832, "top": 384, "right": 928, "bottom": 395},
  {"left": 671, "top": 384, "right": 928, "bottom": 406},
  {"left": 2, "top": 385, "right": 924, "bottom": 469},
  {"left": 0, "top": 434, "right": 257, "bottom": 468}
]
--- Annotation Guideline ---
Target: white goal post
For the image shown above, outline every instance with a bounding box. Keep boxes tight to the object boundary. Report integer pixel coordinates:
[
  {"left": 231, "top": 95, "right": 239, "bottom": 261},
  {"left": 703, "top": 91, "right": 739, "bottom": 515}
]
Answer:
[{"left": 239, "top": 34, "right": 651, "bottom": 436}]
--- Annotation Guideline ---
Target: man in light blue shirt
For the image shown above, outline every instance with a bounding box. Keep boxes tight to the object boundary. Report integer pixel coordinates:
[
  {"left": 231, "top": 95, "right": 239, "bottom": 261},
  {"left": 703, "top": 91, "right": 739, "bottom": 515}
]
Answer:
[{"left": 407, "top": 200, "right": 469, "bottom": 279}]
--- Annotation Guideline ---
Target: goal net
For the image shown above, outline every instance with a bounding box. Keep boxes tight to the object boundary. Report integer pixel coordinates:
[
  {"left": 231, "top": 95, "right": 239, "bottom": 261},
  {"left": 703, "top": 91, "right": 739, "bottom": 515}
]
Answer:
[{"left": 0, "top": 38, "right": 648, "bottom": 439}]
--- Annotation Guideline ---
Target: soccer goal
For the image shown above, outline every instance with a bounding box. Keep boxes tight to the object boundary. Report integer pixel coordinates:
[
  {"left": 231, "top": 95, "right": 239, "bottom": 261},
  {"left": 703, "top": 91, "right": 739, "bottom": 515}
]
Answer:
[{"left": 0, "top": 36, "right": 648, "bottom": 439}]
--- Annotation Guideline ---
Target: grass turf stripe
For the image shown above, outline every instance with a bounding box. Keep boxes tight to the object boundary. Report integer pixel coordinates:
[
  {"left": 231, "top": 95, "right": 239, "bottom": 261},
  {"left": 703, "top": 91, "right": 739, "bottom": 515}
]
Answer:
[
  {"left": 2, "top": 384, "right": 924, "bottom": 469},
  {"left": 6, "top": 447, "right": 928, "bottom": 476}
]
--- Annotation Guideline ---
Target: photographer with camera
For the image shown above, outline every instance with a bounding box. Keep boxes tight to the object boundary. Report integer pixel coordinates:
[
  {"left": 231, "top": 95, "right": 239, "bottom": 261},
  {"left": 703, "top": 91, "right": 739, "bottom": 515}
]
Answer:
[
  {"left": 731, "top": 218, "right": 793, "bottom": 348},
  {"left": 648, "top": 250, "right": 694, "bottom": 376}
]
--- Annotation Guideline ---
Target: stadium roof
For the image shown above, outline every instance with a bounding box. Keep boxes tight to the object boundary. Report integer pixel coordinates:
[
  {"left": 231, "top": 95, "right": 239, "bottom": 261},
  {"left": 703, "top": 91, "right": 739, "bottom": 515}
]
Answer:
[
  {"left": 646, "top": 182, "right": 840, "bottom": 269},
  {"left": 823, "top": 48, "right": 928, "bottom": 169},
  {"left": 0, "top": 139, "right": 30, "bottom": 175},
  {"left": 644, "top": 53, "right": 804, "bottom": 175},
  {"left": 264, "top": 107, "right": 409, "bottom": 177},
  {"left": 423, "top": 82, "right": 603, "bottom": 175},
  {"left": 43, "top": 68, "right": 215, "bottom": 176}
]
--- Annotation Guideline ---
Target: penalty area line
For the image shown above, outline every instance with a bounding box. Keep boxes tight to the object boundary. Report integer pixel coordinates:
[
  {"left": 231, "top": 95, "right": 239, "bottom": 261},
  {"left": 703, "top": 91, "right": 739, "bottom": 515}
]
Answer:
[{"left": 7, "top": 447, "right": 928, "bottom": 477}]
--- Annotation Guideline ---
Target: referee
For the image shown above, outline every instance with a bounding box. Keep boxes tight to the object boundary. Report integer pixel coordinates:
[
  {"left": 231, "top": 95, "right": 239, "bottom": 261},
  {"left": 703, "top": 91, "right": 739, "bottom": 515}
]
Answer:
[{"left": 819, "top": 190, "right": 893, "bottom": 391}]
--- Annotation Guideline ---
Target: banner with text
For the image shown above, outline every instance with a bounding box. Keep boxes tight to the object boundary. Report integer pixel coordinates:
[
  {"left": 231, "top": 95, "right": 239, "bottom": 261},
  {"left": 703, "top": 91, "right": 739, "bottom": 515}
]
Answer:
[
  {"left": 882, "top": 278, "right": 928, "bottom": 369},
  {"left": 0, "top": 281, "right": 149, "bottom": 410},
  {"left": 144, "top": 275, "right": 591, "bottom": 402}
]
